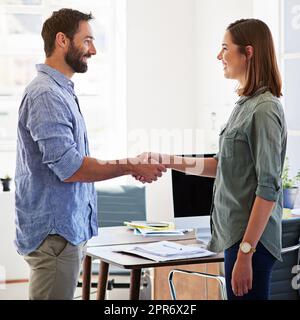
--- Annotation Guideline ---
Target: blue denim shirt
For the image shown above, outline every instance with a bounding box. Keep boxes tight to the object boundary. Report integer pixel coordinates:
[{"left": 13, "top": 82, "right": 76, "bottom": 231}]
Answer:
[{"left": 15, "top": 64, "right": 98, "bottom": 255}]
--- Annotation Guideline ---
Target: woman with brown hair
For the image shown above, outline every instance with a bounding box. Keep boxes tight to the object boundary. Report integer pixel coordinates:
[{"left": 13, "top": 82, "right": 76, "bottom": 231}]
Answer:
[{"left": 137, "top": 19, "right": 287, "bottom": 300}]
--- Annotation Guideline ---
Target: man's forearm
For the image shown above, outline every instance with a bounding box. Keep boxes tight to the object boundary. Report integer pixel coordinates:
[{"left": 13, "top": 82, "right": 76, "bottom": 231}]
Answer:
[{"left": 64, "top": 156, "right": 132, "bottom": 183}]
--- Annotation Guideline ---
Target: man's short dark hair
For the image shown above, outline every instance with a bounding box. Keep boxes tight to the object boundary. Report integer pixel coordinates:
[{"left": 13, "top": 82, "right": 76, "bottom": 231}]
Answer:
[{"left": 41, "top": 8, "right": 94, "bottom": 57}]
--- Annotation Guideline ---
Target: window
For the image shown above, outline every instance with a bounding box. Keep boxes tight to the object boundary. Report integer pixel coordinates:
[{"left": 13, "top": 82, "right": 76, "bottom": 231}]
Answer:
[
  {"left": 0, "top": 0, "right": 127, "bottom": 180},
  {"left": 282, "top": 0, "right": 300, "bottom": 177}
]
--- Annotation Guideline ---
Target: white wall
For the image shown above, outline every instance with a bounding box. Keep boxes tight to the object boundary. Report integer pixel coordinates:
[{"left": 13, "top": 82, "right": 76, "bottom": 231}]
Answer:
[
  {"left": 0, "top": 192, "right": 29, "bottom": 280},
  {"left": 0, "top": 97, "right": 19, "bottom": 179},
  {"left": 127, "top": 0, "right": 253, "bottom": 221},
  {"left": 127, "top": 0, "right": 197, "bottom": 133},
  {"left": 252, "top": 0, "right": 280, "bottom": 53},
  {"left": 127, "top": 0, "right": 198, "bottom": 221},
  {"left": 195, "top": 0, "right": 253, "bottom": 152}
]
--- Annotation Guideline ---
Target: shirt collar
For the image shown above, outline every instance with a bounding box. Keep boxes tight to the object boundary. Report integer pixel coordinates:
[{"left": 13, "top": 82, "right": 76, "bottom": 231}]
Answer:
[
  {"left": 236, "top": 86, "right": 269, "bottom": 105},
  {"left": 36, "top": 63, "right": 74, "bottom": 90}
]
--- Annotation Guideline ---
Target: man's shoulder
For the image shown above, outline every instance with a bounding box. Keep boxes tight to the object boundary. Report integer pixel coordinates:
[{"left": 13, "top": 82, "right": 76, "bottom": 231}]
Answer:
[{"left": 24, "top": 73, "right": 61, "bottom": 101}]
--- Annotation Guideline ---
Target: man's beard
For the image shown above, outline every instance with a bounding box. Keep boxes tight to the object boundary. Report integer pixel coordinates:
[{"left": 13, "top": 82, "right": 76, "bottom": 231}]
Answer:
[{"left": 65, "top": 41, "right": 90, "bottom": 73}]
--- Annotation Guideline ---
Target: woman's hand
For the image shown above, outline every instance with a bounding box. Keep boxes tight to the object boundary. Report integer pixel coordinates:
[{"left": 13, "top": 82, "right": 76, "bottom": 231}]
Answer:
[
  {"left": 231, "top": 254, "right": 253, "bottom": 297},
  {"left": 132, "top": 152, "right": 165, "bottom": 183},
  {"left": 131, "top": 152, "right": 166, "bottom": 183}
]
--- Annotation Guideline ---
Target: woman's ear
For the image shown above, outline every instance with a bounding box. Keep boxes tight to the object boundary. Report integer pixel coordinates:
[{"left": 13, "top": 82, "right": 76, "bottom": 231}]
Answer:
[{"left": 245, "top": 45, "right": 254, "bottom": 60}]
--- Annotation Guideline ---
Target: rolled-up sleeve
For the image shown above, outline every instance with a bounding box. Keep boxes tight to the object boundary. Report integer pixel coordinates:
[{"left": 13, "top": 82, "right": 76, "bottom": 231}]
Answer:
[
  {"left": 26, "top": 92, "right": 84, "bottom": 181},
  {"left": 247, "top": 101, "right": 283, "bottom": 202},
  {"left": 213, "top": 153, "right": 219, "bottom": 161}
]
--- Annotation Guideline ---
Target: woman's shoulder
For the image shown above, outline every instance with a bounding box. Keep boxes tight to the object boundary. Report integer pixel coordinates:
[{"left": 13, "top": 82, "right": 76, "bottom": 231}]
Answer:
[
  {"left": 251, "top": 91, "right": 283, "bottom": 115},
  {"left": 241, "top": 91, "right": 285, "bottom": 131},
  {"left": 256, "top": 90, "right": 281, "bottom": 104},
  {"left": 241, "top": 89, "right": 281, "bottom": 110}
]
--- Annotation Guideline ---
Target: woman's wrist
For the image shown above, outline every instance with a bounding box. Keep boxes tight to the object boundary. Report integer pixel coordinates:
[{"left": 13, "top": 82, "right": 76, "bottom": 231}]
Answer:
[{"left": 237, "top": 250, "right": 253, "bottom": 262}]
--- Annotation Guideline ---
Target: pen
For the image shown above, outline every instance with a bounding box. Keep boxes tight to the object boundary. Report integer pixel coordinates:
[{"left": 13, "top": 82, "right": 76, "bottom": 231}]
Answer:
[{"left": 162, "top": 243, "right": 183, "bottom": 250}]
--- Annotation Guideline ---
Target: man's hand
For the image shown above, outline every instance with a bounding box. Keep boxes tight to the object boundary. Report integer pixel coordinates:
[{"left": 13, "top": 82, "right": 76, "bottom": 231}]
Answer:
[
  {"left": 129, "top": 156, "right": 166, "bottom": 183},
  {"left": 131, "top": 152, "right": 169, "bottom": 183}
]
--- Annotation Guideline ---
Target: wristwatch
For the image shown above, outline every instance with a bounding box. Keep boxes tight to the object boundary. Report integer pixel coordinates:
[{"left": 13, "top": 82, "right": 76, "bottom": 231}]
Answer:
[{"left": 239, "top": 241, "right": 256, "bottom": 254}]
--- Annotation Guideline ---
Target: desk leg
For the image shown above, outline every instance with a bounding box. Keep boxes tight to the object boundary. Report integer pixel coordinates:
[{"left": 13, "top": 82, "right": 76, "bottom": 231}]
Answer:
[
  {"left": 82, "top": 255, "right": 92, "bottom": 300},
  {"left": 96, "top": 261, "right": 110, "bottom": 300},
  {"left": 129, "top": 269, "right": 142, "bottom": 300}
]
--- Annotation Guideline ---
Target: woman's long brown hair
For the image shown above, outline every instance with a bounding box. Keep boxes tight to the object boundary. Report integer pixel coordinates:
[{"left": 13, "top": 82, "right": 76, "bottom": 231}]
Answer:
[{"left": 227, "top": 19, "right": 282, "bottom": 97}]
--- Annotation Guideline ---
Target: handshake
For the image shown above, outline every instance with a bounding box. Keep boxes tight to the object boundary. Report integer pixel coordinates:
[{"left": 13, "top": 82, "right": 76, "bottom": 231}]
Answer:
[{"left": 130, "top": 152, "right": 169, "bottom": 184}]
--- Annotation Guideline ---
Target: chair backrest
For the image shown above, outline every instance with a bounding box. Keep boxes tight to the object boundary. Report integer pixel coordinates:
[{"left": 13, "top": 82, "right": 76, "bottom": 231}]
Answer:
[
  {"left": 96, "top": 185, "right": 146, "bottom": 227},
  {"left": 270, "top": 217, "right": 300, "bottom": 300}
]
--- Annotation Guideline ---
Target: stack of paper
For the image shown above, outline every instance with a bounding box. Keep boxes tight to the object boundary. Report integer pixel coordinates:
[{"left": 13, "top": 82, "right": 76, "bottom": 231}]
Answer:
[
  {"left": 124, "top": 220, "right": 190, "bottom": 237},
  {"left": 117, "top": 240, "right": 216, "bottom": 262},
  {"left": 124, "top": 221, "right": 174, "bottom": 230},
  {"left": 134, "top": 228, "right": 189, "bottom": 237},
  {"left": 291, "top": 208, "right": 300, "bottom": 216}
]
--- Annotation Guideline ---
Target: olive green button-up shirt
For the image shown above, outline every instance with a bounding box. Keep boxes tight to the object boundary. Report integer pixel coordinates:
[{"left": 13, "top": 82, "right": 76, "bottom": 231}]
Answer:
[{"left": 207, "top": 89, "right": 287, "bottom": 261}]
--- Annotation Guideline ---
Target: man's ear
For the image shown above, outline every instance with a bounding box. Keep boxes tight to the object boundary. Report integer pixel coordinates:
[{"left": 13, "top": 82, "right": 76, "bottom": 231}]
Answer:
[
  {"left": 55, "top": 32, "right": 70, "bottom": 50},
  {"left": 245, "top": 45, "right": 254, "bottom": 60}
]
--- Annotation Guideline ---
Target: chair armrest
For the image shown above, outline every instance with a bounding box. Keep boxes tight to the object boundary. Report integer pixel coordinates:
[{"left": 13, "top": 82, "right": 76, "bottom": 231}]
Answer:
[
  {"left": 281, "top": 243, "right": 300, "bottom": 254},
  {"left": 168, "top": 269, "right": 227, "bottom": 300}
]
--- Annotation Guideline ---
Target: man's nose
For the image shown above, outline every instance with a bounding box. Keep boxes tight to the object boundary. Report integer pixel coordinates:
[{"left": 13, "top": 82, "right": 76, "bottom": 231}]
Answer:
[{"left": 89, "top": 43, "right": 97, "bottom": 55}]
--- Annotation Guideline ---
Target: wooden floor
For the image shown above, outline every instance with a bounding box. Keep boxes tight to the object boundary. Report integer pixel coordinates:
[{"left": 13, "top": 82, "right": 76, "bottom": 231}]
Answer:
[
  {"left": 0, "top": 263, "right": 224, "bottom": 300},
  {"left": 0, "top": 275, "right": 130, "bottom": 300}
]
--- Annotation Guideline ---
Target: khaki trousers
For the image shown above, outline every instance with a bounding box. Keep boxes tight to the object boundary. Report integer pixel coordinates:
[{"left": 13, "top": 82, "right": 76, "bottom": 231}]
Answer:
[{"left": 24, "top": 235, "right": 87, "bottom": 300}]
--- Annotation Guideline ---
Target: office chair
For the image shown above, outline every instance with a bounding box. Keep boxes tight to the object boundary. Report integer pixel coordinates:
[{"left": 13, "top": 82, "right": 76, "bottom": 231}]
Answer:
[
  {"left": 270, "top": 217, "right": 300, "bottom": 299},
  {"left": 96, "top": 185, "right": 146, "bottom": 227},
  {"left": 168, "top": 217, "right": 300, "bottom": 300}
]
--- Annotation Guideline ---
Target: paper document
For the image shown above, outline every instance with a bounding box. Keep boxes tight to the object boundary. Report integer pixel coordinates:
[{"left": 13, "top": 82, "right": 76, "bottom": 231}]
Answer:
[
  {"left": 291, "top": 208, "right": 300, "bottom": 216},
  {"left": 134, "top": 228, "right": 190, "bottom": 237},
  {"left": 116, "top": 241, "right": 216, "bottom": 262},
  {"left": 124, "top": 221, "right": 174, "bottom": 230}
]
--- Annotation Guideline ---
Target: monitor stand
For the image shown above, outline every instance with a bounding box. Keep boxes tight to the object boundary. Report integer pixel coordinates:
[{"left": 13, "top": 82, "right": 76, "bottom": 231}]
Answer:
[{"left": 174, "top": 215, "right": 211, "bottom": 245}]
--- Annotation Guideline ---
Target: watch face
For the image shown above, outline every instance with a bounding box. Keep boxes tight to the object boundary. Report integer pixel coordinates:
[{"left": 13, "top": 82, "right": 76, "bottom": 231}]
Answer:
[{"left": 241, "top": 242, "right": 251, "bottom": 253}]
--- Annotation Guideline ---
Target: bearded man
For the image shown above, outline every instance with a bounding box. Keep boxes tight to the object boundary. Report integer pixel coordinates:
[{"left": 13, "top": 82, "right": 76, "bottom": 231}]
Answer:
[{"left": 15, "top": 8, "right": 165, "bottom": 300}]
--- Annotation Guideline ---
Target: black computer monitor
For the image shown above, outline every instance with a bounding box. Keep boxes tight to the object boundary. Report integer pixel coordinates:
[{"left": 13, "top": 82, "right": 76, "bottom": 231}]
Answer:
[{"left": 171, "top": 154, "right": 215, "bottom": 219}]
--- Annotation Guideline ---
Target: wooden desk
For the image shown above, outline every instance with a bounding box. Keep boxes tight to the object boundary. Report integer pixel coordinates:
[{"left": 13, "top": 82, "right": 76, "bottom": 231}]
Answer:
[{"left": 82, "top": 227, "right": 224, "bottom": 300}]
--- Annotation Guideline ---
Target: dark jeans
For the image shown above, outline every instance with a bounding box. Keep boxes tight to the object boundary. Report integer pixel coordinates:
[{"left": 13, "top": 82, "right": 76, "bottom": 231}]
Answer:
[{"left": 224, "top": 240, "right": 276, "bottom": 300}]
